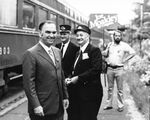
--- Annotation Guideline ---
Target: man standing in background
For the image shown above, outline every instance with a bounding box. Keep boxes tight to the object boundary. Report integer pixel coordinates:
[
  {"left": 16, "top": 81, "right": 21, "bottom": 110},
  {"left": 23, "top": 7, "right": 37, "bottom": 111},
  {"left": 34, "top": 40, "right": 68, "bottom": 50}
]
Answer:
[
  {"left": 23, "top": 21, "right": 69, "bottom": 120},
  {"left": 55, "top": 24, "right": 79, "bottom": 120},
  {"left": 103, "top": 30, "right": 135, "bottom": 112},
  {"left": 56, "top": 25, "right": 79, "bottom": 78}
]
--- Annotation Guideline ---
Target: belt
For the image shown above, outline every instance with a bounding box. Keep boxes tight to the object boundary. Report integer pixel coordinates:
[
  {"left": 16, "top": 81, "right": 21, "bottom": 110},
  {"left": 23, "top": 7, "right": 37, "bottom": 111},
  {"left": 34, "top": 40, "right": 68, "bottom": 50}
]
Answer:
[{"left": 108, "top": 65, "right": 123, "bottom": 69}]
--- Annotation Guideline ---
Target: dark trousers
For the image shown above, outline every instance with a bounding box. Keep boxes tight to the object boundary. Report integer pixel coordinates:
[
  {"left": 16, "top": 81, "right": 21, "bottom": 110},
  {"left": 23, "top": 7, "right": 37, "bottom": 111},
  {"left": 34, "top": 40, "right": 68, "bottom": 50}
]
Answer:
[
  {"left": 67, "top": 99, "right": 102, "bottom": 120},
  {"left": 67, "top": 99, "right": 79, "bottom": 120},
  {"left": 29, "top": 114, "right": 63, "bottom": 120},
  {"left": 29, "top": 102, "right": 64, "bottom": 120},
  {"left": 29, "top": 98, "right": 64, "bottom": 120}
]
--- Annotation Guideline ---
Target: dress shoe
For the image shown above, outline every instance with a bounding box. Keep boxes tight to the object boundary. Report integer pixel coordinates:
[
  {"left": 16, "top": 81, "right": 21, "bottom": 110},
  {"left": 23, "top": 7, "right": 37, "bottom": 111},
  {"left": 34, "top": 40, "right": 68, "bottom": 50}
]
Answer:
[
  {"left": 103, "top": 106, "right": 113, "bottom": 110},
  {"left": 117, "top": 107, "right": 124, "bottom": 112}
]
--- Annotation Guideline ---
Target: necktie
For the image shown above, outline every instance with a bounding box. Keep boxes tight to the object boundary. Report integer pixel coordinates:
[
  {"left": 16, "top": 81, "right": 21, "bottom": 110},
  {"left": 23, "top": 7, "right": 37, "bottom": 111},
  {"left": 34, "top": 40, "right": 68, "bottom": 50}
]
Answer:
[
  {"left": 61, "top": 44, "right": 65, "bottom": 56},
  {"left": 74, "top": 50, "right": 82, "bottom": 68},
  {"left": 48, "top": 49, "right": 55, "bottom": 65}
]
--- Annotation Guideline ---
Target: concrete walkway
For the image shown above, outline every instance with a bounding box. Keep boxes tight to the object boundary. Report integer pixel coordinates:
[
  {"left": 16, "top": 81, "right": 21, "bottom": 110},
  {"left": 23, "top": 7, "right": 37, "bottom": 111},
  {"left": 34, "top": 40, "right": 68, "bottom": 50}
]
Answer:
[
  {"left": 97, "top": 74, "right": 146, "bottom": 120},
  {"left": 0, "top": 74, "right": 146, "bottom": 120}
]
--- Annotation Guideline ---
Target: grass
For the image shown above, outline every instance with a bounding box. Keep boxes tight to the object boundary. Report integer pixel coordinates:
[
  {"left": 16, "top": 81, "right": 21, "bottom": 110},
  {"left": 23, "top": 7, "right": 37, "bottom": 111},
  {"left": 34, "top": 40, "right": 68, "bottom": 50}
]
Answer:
[{"left": 123, "top": 71, "right": 150, "bottom": 120}]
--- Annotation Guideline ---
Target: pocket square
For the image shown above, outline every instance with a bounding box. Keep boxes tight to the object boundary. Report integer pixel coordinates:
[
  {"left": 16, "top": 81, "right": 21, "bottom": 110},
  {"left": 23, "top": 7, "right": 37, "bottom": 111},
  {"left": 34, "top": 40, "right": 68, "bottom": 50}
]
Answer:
[{"left": 82, "top": 53, "right": 89, "bottom": 60}]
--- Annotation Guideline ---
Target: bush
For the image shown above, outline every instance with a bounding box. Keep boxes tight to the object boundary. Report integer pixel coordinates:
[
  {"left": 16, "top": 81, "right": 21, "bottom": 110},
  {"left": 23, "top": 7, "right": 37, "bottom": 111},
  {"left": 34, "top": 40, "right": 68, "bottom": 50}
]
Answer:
[{"left": 125, "top": 71, "right": 149, "bottom": 120}]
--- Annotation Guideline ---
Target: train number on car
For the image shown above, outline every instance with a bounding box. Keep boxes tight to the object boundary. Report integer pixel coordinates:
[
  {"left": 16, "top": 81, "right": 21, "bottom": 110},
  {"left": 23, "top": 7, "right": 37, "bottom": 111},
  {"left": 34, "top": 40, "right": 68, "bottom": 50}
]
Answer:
[{"left": 0, "top": 47, "right": 10, "bottom": 55}]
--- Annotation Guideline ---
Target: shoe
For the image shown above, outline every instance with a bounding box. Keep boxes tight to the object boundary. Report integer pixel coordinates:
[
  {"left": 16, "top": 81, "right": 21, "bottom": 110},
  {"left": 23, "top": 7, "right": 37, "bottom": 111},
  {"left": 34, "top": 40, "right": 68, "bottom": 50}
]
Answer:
[
  {"left": 117, "top": 107, "right": 124, "bottom": 112},
  {"left": 103, "top": 106, "right": 113, "bottom": 110}
]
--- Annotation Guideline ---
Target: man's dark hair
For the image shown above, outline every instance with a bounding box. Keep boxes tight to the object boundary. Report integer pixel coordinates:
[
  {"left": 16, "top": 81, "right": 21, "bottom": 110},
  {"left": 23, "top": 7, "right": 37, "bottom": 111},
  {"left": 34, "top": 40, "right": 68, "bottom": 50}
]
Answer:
[
  {"left": 113, "top": 30, "right": 122, "bottom": 37},
  {"left": 39, "top": 20, "right": 55, "bottom": 31}
]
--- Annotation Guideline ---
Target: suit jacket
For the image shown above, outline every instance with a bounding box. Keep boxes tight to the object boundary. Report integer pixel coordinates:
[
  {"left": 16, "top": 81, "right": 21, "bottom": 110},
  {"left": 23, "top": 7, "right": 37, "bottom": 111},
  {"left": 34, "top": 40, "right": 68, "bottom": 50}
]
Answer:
[
  {"left": 72, "top": 43, "right": 103, "bottom": 102},
  {"left": 56, "top": 41, "right": 79, "bottom": 78},
  {"left": 23, "top": 43, "right": 68, "bottom": 115}
]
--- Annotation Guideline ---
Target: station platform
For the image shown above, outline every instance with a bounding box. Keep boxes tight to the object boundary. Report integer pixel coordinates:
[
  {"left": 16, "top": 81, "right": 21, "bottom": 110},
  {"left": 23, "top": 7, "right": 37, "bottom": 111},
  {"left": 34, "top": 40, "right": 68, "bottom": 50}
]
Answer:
[{"left": 0, "top": 74, "right": 145, "bottom": 120}]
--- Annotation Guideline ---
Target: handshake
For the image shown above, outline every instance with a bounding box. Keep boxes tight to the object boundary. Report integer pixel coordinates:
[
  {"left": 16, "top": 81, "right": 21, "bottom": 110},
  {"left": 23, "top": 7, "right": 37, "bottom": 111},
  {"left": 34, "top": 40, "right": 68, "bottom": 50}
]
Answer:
[
  {"left": 65, "top": 78, "right": 72, "bottom": 85},
  {"left": 65, "top": 76, "right": 78, "bottom": 85}
]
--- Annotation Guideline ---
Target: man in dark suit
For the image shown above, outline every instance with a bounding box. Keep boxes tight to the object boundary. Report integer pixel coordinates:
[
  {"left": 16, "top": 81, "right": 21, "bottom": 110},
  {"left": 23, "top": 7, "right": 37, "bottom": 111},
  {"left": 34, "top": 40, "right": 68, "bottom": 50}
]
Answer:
[
  {"left": 66, "top": 25, "right": 103, "bottom": 120},
  {"left": 56, "top": 25, "right": 79, "bottom": 77},
  {"left": 55, "top": 25, "right": 79, "bottom": 120},
  {"left": 23, "top": 21, "right": 69, "bottom": 120}
]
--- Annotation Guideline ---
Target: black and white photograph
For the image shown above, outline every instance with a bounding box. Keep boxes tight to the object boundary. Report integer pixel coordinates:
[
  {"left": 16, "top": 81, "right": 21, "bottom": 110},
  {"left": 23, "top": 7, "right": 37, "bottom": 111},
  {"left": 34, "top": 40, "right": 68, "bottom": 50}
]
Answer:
[{"left": 0, "top": 0, "right": 149, "bottom": 120}]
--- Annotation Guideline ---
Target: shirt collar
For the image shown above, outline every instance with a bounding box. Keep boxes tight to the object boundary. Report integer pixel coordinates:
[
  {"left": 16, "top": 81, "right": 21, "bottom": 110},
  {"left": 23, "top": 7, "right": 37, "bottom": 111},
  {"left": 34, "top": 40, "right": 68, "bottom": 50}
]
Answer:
[
  {"left": 80, "top": 42, "right": 89, "bottom": 52},
  {"left": 62, "top": 40, "right": 70, "bottom": 47},
  {"left": 39, "top": 41, "right": 51, "bottom": 52}
]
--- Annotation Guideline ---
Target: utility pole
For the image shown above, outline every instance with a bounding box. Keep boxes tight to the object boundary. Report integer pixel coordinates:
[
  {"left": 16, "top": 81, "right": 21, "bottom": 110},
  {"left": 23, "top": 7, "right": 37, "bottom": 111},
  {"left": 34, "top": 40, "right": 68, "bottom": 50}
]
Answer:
[
  {"left": 135, "top": 0, "right": 144, "bottom": 56},
  {"left": 140, "top": 3, "right": 143, "bottom": 27},
  {"left": 140, "top": 2, "right": 144, "bottom": 56}
]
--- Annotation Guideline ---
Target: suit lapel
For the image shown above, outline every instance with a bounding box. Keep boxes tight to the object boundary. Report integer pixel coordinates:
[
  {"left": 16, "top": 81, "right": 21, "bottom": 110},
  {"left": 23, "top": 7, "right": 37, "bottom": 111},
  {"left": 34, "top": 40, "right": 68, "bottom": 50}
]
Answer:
[
  {"left": 37, "top": 44, "right": 56, "bottom": 67},
  {"left": 74, "top": 50, "right": 82, "bottom": 69},
  {"left": 51, "top": 46, "right": 60, "bottom": 69},
  {"left": 63, "top": 42, "right": 71, "bottom": 59},
  {"left": 75, "top": 44, "right": 90, "bottom": 66},
  {"left": 79, "top": 43, "right": 90, "bottom": 61},
  {"left": 83, "top": 44, "right": 91, "bottom": 53}
]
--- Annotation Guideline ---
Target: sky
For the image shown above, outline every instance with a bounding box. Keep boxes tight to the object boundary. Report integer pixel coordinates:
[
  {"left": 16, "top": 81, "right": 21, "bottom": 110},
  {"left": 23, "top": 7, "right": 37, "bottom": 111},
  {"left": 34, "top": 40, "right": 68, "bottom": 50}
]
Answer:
[{"left": 62, "top": 0, "right": 144, "bottom": 25}]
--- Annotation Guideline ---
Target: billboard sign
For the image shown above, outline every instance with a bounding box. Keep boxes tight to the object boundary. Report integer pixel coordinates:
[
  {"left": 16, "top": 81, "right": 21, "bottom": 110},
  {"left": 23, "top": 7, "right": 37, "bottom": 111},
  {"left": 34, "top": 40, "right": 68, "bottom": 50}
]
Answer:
[{"left": 89, "top": 14, "right": 118, "bottom": 29}]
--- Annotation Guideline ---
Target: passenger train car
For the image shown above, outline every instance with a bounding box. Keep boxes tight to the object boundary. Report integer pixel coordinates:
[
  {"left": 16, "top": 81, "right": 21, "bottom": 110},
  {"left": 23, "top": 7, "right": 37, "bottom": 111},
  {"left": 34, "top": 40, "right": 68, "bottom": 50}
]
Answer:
[{"left": 0, "top": 0, "right": 110, "bottom": 97}]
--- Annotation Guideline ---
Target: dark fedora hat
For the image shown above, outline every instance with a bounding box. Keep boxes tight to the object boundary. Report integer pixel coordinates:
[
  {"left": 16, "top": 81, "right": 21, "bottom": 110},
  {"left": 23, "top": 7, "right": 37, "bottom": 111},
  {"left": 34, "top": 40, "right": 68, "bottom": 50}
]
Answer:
[
  {"left": 74, "top": 25, "right": 91, "bottom": 35},
  {"left": 59, "top": 25, "right": 71, "bottom": 33}
]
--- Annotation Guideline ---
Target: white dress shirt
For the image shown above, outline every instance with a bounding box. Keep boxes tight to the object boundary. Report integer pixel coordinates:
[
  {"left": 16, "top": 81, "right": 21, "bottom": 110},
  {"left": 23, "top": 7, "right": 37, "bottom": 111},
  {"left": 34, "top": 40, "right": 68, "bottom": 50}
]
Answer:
[{"left": 61, "top": 40, "right": 70, "bottom": 57}]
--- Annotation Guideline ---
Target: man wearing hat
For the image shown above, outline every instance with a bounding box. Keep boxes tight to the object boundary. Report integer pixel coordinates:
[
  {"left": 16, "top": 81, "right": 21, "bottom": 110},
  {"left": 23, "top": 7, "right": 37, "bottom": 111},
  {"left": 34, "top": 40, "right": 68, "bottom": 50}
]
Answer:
[
  {"left": 55, "top": 24, "right": 79, "bottom": 120},
  {"left": 66, "top": 25, "right": 103, "bottom": 120},
  {"left": 56, "top": 24, "right": 79, "bottom": 78}
]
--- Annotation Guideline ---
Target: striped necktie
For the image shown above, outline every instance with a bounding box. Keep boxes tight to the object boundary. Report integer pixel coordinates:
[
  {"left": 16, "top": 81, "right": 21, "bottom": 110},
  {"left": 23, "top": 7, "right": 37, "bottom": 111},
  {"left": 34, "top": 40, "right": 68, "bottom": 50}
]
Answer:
[
  {"left": 61, "top": 44, "right": 65, "bottom": 55},
  {"left": 48, "top": 49, "right": 56, "bottom": 65}
]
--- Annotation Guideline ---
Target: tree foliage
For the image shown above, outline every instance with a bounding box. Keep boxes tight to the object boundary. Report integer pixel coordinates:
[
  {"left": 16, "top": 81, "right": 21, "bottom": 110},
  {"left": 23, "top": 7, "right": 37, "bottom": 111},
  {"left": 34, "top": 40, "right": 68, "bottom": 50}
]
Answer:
[{"left": 132, "top": 0, "right": 150, "bottom": 27}]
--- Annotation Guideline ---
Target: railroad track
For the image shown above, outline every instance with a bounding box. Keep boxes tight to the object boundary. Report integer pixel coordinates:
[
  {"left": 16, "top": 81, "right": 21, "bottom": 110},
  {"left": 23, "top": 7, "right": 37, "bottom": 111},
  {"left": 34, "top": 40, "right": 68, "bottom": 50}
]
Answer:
[{"left": 0, "top": 76, "right": 27, "bottom": 117}]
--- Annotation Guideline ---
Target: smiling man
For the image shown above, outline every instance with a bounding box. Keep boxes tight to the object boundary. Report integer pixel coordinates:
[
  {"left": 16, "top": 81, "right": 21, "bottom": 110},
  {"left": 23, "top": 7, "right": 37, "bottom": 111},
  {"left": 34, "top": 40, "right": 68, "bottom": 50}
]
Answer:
[
  {"left": 56, "top": 25, "right": 79, "bottom": 78},
  {"left": 55, "top": 25, "right": 79, "bottom": 120},
  {"left": 66, "top": 25, "right": 103, "bottom": 120},
  {"left": 23, "top": 20, "right": 69, "bottom": 120}
]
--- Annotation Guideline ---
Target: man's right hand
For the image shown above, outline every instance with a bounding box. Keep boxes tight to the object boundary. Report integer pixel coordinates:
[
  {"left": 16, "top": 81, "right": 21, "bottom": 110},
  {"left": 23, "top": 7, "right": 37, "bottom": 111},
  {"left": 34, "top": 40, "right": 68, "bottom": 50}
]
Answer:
[
  {"left": 34, "top": 106, "right": 44, "bottom": 116},
  {"left": 65, "top": 78, "right": 71, "bottom": 85},
  {"left": 102, "top": 50, "right": 108, "bottom": 57}
]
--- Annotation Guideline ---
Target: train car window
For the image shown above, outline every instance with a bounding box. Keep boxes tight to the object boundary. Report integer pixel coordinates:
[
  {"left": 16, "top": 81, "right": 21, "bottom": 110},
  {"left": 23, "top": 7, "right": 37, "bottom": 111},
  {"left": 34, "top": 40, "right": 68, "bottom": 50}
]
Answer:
[
  {"left": 39, "top": 8, "right": 47, "bottom": 25},
  {"left": 58, "top": 2, "right": 65, "bottom": 14},
  {"left": 70, "top": 9, "right": 74, "bottom": 18},
  {"left": 80, "top": 17, "right": 83, "bottom": 23},
  {"left": 50, "top": 0, "right": 57, "bottom": 9},
  {"left": 71, "top": 22, "right": 75, "bottom": 30},
  {"left": 49, "top": 13, "right": 57, "bottom": 24},
  {"left": 75, "top": 13, "right": 78, "bottom": 21},
  {"left": 0, "top": 0, "right": 17, "bottom": 26},
  {"left": 23, "top": 2, "right": 35, "bottom": 29},
  {"left": 66, "top": 7, "right": 70, "bottom": 15},
  {"left": 64, "top": 6, "right": 68, "bottom": 15},
  {"left": 66, "top": 19, "right": 71, "bottom": 26},
  {"left": 58, "top": 16, "right": 64, "bottom": 26}
]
